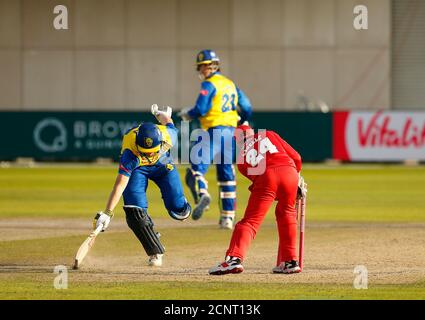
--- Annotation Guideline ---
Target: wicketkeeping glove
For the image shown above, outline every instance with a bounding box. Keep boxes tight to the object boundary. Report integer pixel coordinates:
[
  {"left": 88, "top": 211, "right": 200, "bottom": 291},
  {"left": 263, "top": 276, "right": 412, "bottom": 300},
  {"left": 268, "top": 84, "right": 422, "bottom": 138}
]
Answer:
[
  {"left": 177, "top": 108, "right": 192, "bottom": 121},
  {"left": 297, "top": 174, "right": 308, "bottom": 200},
  {"left": 151, "top": 104, "right": 172, "bottom": 118},
  {"left": 93, "top": 210, "right": 114, "bottom": 232}
]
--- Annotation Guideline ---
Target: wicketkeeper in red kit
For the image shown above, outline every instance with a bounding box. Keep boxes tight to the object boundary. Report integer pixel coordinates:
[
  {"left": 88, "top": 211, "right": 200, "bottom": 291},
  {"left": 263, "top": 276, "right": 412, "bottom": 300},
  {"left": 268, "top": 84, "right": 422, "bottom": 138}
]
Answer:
[{"left": 209, "top": 123, "right": 307, "bottom": 275}]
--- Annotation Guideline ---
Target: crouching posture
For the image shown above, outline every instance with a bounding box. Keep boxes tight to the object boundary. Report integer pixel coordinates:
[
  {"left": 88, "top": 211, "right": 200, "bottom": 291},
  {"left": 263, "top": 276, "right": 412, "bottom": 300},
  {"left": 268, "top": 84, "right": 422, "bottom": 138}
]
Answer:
[
  {"left": 93, "top": 105, "right": 191, "bottom": 267},
  {"left": 209, "top": 124, "right": 305, "bottom": 275}
]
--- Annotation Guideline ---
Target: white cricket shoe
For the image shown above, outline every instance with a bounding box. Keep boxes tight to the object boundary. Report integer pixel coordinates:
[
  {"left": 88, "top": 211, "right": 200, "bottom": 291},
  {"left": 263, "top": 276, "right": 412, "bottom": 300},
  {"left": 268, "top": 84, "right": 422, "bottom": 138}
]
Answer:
[
  {"left": 219, "top": 217, "right": 233, "bottom": 230},
  {"left": 148, "top": 254, "right": 163, "bottom": 267},
  {"left": 209, "top": 256, "right": 244, "bottom": 275},
  {"left": 272, "top": 260, "right": 301, "bottom": 274}
]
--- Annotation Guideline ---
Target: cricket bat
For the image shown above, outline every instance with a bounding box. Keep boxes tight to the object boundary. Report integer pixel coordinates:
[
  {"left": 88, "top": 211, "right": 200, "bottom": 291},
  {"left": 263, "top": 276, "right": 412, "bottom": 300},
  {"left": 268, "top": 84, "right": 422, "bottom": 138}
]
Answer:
[{"left": 73, "top": 225, "right": 103, "bottom": 270}]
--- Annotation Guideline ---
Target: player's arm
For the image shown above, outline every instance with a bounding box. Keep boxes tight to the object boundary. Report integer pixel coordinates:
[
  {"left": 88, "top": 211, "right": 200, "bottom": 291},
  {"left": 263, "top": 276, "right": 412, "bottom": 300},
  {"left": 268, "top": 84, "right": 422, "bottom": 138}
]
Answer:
[
  {"left": 93, "top": 174, "right": 129, "bottom": 232},
  {"left": 165, "top": 123, "right": 178, "bottom": 147},
  {"left": 157, "top": 121, "right": 178, "bottom": 150},
  {"left": 270, "top": 131, "right": 306, "bottom": 198},
  {"left": 178, "top": 82, "right": 216, "bottom": 120},
  {"left": 281, "top": 139, "right": 302, "bottom": 172},
  {"left": 105, "top": 174, "right": 129, "bottom": 214},
  {"left": 268, "top": 131, "right": 306, "bottom": 198},
  {"left": 269, "top": 131, "right": 302, "bottom": 172},
  {"left": 93, "top": 150, "right": 138, "bottom": 231},
  {"left": 236, "top": 87, "right": 252, "bottom": 124}
]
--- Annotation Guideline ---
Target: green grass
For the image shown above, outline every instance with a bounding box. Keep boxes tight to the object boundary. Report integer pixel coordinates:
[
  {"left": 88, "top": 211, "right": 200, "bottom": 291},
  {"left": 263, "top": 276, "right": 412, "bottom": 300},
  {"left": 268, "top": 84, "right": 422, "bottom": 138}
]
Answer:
[
  {"left": 1, "top": 277, "right": 424, "bottom": 300},
  {"left": 303, "top": 164, "right": 425, "bottom": 222},
  {"left": 1, "top": 227, "right": 425, "bottom": 300},
  {"left": 1, "top": 164, "right": 425, "bottom": 300},
  {"left": 1, "top": 164, "right": 424, "bottom": 222}
]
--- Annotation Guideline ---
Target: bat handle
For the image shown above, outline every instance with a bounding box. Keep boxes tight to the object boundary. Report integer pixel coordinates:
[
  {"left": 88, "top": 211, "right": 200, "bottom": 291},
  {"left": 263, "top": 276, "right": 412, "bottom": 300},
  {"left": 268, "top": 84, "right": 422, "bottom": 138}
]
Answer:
[{"left": 91, "top": 225, "right": 104, "bottom": 237}]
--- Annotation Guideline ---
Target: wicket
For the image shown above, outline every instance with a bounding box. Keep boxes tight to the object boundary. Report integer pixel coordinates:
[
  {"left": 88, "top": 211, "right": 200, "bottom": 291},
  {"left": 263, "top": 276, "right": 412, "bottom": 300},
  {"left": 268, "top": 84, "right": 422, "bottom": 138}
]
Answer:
[{"left": 297, "top": 195, "right": 307, "bottom": 271}]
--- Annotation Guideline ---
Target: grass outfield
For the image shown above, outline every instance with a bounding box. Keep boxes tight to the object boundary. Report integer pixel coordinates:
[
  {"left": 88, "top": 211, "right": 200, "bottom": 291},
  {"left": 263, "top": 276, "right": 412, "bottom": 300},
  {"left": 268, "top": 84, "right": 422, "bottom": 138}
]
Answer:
[
  {"left": 0, "top": 164, "right": 425, "bottom": 300},
  {"left": 1, "top": 277, "right": 424, "bottom": 300},
  {"left": 1, "top": 226, "right": 425, "bottom": 300},
  {"left": 1, "top": 164, "right": 425, "bottom": 222}
]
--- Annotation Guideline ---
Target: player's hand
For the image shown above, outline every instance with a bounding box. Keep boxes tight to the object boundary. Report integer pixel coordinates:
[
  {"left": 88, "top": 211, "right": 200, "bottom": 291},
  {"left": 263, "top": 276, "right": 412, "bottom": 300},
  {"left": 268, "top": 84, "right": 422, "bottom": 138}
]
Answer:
[
  {"left": 93, "top": 211, "right": 113, "bottom": 232},
  {"left": 151, "top": 104, "right": 173, "bottom": 125},
  {"left": 177, "top": 108, "right": 192, "bottom": 121},
  {"left": 297, "top": 174, "right": 307, "bottom": 200},
  {"left": 151, "top": 104, "right": 172, "bottom": 117}
]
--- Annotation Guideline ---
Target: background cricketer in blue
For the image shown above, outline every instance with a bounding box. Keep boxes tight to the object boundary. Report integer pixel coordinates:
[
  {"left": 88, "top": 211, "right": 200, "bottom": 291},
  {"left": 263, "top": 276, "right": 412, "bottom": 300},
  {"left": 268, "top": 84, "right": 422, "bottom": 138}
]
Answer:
[{"left": 179, "top": 49, "right": 252, "bottom": 229}]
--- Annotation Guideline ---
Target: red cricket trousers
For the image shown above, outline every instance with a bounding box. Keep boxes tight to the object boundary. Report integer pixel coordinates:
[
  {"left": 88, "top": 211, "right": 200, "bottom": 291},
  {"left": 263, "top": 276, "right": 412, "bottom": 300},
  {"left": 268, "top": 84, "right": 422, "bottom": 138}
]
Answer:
[{"left": 226, "top": 165, "right": 299, "bottom": 265}]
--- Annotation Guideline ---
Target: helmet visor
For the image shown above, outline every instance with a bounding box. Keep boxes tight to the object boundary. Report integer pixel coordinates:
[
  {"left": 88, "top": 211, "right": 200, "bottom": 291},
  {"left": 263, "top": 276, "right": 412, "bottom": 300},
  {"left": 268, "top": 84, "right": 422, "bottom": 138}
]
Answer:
[{"left": 136, "top": 144, "right": 161, "bottom": 154}]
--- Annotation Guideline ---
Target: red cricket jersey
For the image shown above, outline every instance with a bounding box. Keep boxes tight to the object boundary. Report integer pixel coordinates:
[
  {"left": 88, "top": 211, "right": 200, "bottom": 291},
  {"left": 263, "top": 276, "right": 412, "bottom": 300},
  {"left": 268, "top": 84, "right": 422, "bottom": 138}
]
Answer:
[{"left": 237, "top": 130, "right": 302, "bottom": 181}]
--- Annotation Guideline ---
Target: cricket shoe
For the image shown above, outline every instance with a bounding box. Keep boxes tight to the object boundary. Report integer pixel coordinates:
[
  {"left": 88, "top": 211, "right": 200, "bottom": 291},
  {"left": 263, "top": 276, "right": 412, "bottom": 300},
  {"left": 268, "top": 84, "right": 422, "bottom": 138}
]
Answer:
[
  {"left": 209, "top": 257, "right": 244, "bottom": 275},
  {"left": 272, "top": 260, "right": 301, "bottom": 274},
  {"left": 192, "top": 193, "right": 211, "bottom": 220},
  {"left": 148, "top": 254, "right": 163, "bottom": 267},
  {"left": 219, "top": 217, "right": 233, "bottom": 230}
]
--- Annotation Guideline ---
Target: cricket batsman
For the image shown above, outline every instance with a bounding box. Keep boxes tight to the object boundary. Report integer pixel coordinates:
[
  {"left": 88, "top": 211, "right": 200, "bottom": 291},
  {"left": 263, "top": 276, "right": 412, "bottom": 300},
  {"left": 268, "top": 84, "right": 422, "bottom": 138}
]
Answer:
[
  {"left": 209, "top": 123, "right": 307, "bottom": 275},
  {"left": 178, "top": 49, "right": 252, "bottom": 229},
  {"left": 93, "top": 105, "right": 191, "bottom": 267}
]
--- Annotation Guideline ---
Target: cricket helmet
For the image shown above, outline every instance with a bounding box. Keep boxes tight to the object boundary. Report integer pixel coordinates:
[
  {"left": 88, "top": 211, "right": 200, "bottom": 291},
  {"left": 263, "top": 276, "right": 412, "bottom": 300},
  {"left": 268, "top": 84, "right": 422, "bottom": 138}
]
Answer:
[
  {"left": 196, "top": 49, "right": 220, "bottom": 66},
  {"left": 196, "top": 50, "right": 220, "bottom": 74},
  {"left": 136, "top": 122, "right": 162, "bottom": 153}
]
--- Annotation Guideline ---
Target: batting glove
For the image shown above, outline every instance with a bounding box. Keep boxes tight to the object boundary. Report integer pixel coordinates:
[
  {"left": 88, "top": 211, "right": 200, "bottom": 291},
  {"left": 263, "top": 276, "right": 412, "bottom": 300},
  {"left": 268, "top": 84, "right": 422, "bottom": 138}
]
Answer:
[
  {"left": 297, "top": 174, "right": 308, "bottom": 200},
  {"left": 93, "top": 210, "right": 113, "bottom": 232},
  {"left": 151, "top": 104, "right": 172, "bottom": 118}
]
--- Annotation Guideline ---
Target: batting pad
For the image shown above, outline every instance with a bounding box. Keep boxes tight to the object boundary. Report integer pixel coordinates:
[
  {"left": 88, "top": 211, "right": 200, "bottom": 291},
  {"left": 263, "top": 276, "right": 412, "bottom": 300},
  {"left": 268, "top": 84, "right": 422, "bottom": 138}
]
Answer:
[{"left": 124, "top": 205, "right": 165, "bottom": 256}]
